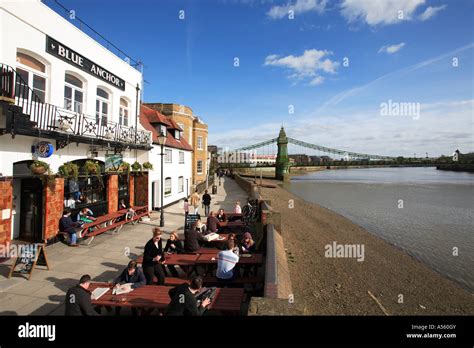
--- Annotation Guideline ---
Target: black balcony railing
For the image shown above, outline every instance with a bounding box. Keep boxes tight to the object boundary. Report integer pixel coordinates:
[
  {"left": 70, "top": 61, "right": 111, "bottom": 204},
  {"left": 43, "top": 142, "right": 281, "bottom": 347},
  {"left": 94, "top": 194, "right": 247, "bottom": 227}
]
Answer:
[{"left": 0, "top": 63, "right": 151, "bottom": 147}]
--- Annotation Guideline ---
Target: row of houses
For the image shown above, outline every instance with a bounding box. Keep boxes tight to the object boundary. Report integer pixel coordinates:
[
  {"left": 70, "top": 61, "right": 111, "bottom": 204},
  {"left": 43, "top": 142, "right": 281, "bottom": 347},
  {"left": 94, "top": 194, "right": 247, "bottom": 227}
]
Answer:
[{"left": 0, "top": 0, "right": 209, "bottom": 246}]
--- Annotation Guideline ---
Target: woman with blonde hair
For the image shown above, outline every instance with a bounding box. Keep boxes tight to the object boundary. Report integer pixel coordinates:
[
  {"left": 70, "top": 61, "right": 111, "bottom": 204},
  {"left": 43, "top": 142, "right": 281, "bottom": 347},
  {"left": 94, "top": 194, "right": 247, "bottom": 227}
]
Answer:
[{"left": 142, "top": 228, "right": 166, "bottom": 285}]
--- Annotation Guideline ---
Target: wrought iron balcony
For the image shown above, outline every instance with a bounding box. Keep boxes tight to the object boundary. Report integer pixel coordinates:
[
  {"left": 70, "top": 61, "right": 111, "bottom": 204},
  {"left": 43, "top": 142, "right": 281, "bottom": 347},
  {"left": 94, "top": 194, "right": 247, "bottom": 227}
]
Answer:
[{"left": 0, "top": 63, "right": 152, "bottom": 150}]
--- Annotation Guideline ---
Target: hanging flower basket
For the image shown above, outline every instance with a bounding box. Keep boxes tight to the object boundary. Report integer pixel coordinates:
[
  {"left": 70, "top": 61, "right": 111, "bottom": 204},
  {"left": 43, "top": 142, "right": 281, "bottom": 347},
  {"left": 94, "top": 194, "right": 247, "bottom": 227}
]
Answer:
[
  {"left": 131, "top": 161, "right": 142, "bottom": 172},
  {"left": 57, "top": 162, "right": 79, "bottom": 181},
  {"left": 83, "top": 160, "right": 101, "bottom": 178},
  {"left": 118, "top": 162, "right": 131, "bottom": 173},
  {"left": 143, "top": 162, "right": 153, "bottom": 171},
  {"left": 30, "top": 160, "right": 50, "bottom": 175}
]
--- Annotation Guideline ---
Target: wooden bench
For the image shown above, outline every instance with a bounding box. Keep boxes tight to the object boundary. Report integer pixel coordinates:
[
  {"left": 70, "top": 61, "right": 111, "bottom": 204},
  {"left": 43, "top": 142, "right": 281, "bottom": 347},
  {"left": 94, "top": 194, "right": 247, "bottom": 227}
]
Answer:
[
  {"left": 117, "top": 205, "right": 150, "bottom": 225},
  {"left": 90, "top": 282, "right": 244, "bottom": 315}
]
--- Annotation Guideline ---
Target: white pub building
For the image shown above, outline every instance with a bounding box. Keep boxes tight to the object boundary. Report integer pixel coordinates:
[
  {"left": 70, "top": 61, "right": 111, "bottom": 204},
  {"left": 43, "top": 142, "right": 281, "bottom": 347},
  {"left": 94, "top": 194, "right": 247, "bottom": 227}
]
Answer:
[{"left": 0, "top": 0, "right": 192, "bottom": 247}]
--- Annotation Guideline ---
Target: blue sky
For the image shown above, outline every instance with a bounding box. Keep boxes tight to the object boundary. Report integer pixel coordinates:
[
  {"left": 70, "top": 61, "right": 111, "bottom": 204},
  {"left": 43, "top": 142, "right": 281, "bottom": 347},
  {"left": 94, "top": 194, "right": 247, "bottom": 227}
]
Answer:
[{"left": 46, "top": 0, "right": 474, "bottom": 157}]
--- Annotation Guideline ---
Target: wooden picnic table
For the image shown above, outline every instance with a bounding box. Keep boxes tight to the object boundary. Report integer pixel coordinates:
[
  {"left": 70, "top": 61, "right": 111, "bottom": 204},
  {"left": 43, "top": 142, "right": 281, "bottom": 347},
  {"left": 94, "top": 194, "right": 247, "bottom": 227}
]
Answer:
[
  {"left": 89, "top": 282, "right": 244, "bottom": 314},
  {"left": 196, "top": 253, "right": 263, "bottom": 266},
  {"left": 135, "top": 253, "right": 199, "bottom": 266}
]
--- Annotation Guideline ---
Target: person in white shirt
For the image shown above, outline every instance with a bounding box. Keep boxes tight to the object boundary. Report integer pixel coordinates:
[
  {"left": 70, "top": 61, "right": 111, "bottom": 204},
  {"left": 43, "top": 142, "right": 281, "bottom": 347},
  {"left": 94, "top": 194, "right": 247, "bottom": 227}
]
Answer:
[
  {"left": 234, "top": 201, "right": 242, "bottom": 214},
  {"left": 64, "top": 195, "right": 76, "bottom": 209},
  {"left": 216, "top": 240, "right": 240, "bottom": 281}
]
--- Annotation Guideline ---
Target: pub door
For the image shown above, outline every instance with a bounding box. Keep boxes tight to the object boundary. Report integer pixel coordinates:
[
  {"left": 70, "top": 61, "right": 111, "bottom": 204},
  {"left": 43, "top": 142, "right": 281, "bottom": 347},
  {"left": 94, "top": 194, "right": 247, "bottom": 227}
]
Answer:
[{"left": 19, "top": 178, "right": 43, "bottom": 242}]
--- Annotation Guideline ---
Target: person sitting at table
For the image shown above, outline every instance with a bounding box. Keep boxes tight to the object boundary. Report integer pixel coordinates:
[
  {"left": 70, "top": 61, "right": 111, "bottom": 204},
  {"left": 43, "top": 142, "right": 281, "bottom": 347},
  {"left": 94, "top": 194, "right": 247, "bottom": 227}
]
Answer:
[
  {"left": 143, "top": 228, "right": 166, "bottom": 285},
  {"left": 165, "top": 276, "right": 211, "bottom": 316},
  {"left": 241, "top": 232, "right": 256, "bottom": 254},
  {"left": 59, "top": 208, "right": 81, "bottom": 247},
  {"left": 163, "top": 232, "right": 183, "bottom": 277},
  {"left": 227, "top": 233, "right": 240, "bottom": 256},
  {"left": 65, "top": 274, "right": 99, "bottom": 316},
  {"left": 77, "top": 207, "right": 97, "bottom": 223},
  {"left": 184, "top": 223, "right": 205, "bottom": 253},
  {"left": 234, "top": 201, "right": 242, "bottom": 214},
  {"left": 217, "top": 208, "right": 227, "bottom": 222},
  {"left": 119, "top": 198, "right": 135, "bottom": 220},
  {"left": 195, "top": 218, "right": 207, "bottom": 234},
  {"left": 114, "top": 260, "right": 146, "bottom": 289},
  {"left": 206, "top": 211, "right": 220, "bottom": 234},
  {"left": 216, "top": 240, "right": 240, "bottom": 283}
]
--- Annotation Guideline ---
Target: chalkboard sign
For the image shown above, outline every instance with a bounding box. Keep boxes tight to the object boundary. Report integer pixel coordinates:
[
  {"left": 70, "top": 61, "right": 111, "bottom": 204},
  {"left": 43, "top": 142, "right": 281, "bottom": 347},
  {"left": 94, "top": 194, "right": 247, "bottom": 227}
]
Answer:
[{"left": 8, "top": 244, "right": 50, "bottom": 280}]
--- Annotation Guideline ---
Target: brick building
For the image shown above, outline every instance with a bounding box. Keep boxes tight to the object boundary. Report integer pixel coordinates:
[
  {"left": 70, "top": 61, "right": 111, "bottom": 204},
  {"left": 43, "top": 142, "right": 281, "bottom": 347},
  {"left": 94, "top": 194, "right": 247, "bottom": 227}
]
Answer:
[{"left": 144, "top": 103, "right": 209, "bottom": 187}]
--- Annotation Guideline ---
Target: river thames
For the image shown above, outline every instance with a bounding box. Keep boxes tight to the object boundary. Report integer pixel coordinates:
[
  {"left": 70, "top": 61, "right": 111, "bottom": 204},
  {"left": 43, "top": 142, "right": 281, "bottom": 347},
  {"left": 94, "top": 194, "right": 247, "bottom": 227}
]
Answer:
[{"left": 289, "top": 167, "right": 474, "bottom": 292}]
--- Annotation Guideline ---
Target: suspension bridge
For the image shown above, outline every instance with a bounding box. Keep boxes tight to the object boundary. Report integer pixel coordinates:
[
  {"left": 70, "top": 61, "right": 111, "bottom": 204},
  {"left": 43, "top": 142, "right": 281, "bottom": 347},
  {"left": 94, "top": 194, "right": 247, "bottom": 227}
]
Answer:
[{"left": 220, "top": 127, "right": 396, "bottom": 180}]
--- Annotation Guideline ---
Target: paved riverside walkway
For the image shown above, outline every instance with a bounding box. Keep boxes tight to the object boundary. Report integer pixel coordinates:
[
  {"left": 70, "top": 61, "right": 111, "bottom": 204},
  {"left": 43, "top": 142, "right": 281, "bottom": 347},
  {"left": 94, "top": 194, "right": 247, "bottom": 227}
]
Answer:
[{"left": 0, "top": 177, "right": 247, "bottom": 315}]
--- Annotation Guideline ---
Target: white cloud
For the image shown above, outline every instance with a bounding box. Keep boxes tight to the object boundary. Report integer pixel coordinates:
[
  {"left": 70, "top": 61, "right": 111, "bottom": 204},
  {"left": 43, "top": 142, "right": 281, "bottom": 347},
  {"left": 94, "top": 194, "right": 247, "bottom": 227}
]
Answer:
[
  {"left": 267, "top": 0, "right": 327, "bottom": 19},
  {"left": 310, "top": 76, "right": 325, "bottom": 85},
  {"left": 340, "top": 0, "right": 426, "bottom": 26},
  {"left": 264, "top": 49, "right": 339, "bottom": 85},
  {"left": 378, "top": 42, "right": 406, "bottom": 54},
  {"left": 419, "top": 5, "right": 447, "bottom": 21}
]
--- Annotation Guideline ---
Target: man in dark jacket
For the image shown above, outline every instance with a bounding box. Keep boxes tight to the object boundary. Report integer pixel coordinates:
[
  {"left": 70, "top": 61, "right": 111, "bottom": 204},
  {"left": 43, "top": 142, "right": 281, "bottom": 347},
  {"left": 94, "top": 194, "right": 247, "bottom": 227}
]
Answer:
[
  {"left": 142, "top": 228, "right": 166, "bottom": 285},
  {"left": 202, "top": 190, "right": 211, "bottom": 216},
  {"left": 184, "top": 224, "right": 205, "bottom": 253},
  {"left": 59, "top": 208, "right": 80, "bottom": 247},
  {"left": 65, "top": 274, "right": 99, "bottom": 316},
  {"left": 114, "top": 260, "right": 146, "bottom": 289},
  {"left": 165, "top": 276, "right": 211, "bottom": 316}
]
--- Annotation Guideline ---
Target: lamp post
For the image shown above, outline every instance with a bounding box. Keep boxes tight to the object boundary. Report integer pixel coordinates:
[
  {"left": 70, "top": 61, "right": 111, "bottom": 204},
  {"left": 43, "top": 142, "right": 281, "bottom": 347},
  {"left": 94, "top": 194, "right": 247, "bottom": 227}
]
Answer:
[{"left": 157, "top": 131, "right": 167, "bottom": 227}]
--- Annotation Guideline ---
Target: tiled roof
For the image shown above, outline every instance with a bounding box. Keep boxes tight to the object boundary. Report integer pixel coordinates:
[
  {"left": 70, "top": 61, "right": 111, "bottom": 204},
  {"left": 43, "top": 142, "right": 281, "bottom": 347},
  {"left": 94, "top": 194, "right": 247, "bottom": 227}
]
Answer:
[{"left": 140, "top": 104, "right": 193, "bottom": 151}]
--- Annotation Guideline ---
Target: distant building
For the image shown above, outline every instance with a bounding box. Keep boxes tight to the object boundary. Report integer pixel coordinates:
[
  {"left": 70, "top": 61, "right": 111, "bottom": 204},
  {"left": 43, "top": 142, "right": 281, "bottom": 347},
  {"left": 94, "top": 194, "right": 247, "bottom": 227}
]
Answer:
[
  {"left": 289, "top": 154, "right": 310, "bottom": 165},
  {"left": 144, "top": 103, "right": 209, "bottom": 187}
]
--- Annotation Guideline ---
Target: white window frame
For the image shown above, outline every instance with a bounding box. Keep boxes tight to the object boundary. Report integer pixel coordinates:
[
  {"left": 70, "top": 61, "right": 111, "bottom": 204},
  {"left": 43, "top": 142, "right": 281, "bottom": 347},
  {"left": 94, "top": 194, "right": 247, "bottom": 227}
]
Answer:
[
  {"left": 197, "top": 160, "right": 203, "bottom": 174},
  {"left": 16, "top": 62, "right": 47, "bottom": 103},
  {"left": 119, "top": 98, "right": 129, "bottom": 126},
  {"left": 179, "top": 151, "right": 184, "bottom": 164},
  {"left": 197, "top": 136, "right": 203, "bottom": 150},
  {"left": 96, "top": 87, "right": 110, "bottom": 126},
  {"left": 178, "top": 176, "right": 184, "bottom": 193},
  {"left": 64, "top": 73, "right": 84, "bottom": 114},
  {"left": 165, "top": 149, "right": 172, "bottom": 163},
  {"left": 164, "top": 177, "right": 172, "bottom": 197}
]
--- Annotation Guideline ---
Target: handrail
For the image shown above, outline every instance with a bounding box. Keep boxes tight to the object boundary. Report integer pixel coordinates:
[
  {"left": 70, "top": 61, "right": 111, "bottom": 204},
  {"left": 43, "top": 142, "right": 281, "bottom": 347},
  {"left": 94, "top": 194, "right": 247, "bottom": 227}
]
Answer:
[{"left": 0, "top": 63, "right": 151, "bottom": 146}]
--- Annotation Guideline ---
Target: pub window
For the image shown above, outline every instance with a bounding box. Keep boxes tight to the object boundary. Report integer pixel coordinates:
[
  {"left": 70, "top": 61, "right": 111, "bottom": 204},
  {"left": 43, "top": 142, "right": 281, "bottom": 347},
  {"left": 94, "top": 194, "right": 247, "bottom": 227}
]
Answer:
[
  {"left": 178, "top": 176, "right": 184, "bottom": 193},
  {"left": 118, "top": 174, "right": 129, "bottom": 206},
  {"left": 197, "top": 160, "right": 203, "bottom": 174},
  {"left": 197, "top": 136, "right": 203, "bottom": 150},
  {"left": 119, "top": 98, "right": 129, "bottom": 127},
  {"left": 179, "top": 151, "right": 184, "bottom": 164},
  {"left": 63, "top": 160, "right": 107, "bottom": 219},
  {"left": 16, "top": 52, "right": 47, "bottom": 102},
  {"left": 64, "top": 73, "right": 84, "bottom": 113},
  {"left": 164, "top": 177, "right": 172, "bottom": 196},
  {"left": 165, "top": 149, "right": 172, "bottom": 163},
  {"left": 96, "top": 87, "right": 110, "bottom": 125}
]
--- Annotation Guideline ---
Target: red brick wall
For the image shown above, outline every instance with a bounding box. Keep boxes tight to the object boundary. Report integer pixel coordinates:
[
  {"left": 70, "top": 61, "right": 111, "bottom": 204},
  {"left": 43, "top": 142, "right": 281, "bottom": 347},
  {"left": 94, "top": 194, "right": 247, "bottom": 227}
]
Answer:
[
  {"left": 129, "top": 176, "right": 135, "bottom": 207},
  {"left": 43, "top": 178, "right": 65, "bottom": 241},
  {"left": 0, "top": 179, "right": 13, "bottom": 246},
  {"left": 107, "top": 175, "right": 118, "bottom": 213},
  {"left": 134, "top": 173, "right": 148, "bottom": 207}
]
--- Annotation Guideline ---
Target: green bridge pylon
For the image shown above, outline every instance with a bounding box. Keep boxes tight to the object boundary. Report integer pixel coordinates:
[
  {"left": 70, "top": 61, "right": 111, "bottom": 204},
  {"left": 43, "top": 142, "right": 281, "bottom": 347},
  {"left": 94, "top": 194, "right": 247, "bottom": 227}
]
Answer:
[{"left": 276, "top": 126, "right": 290, "bottom": 180}]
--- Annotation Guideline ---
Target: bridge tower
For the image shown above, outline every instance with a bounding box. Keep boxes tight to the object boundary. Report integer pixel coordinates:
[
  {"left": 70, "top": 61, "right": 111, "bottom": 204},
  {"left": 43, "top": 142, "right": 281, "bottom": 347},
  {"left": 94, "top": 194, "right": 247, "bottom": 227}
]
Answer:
[{"left": 276, "top": 126, "right": 290, "bottom": 180}]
